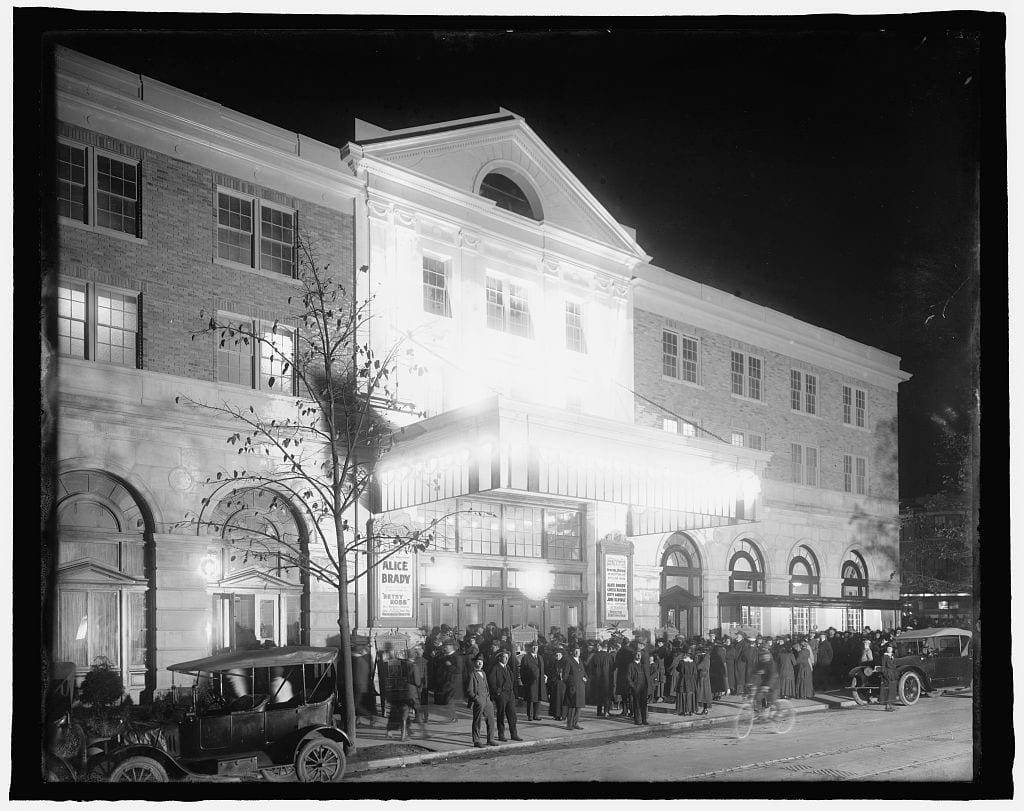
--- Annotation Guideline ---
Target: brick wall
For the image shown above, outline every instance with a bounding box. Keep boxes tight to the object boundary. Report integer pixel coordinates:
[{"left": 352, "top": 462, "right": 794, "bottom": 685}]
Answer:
[
  {"left": 633, "top": 307, "right": 899, "bottom": 501},
  {"left": 55, "top": 122, "right": 354, "bottom": 384}
]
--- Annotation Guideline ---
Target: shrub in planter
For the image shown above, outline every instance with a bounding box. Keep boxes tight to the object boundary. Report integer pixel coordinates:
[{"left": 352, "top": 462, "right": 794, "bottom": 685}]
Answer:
[{"left": 79, "top": 658, "right": 127, "bottom": 739}]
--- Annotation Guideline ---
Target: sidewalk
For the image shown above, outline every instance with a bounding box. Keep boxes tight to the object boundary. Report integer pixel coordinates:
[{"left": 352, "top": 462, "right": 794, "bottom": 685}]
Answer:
[{"left": 344, "top": 692, "right": 852, "bottom": 774}]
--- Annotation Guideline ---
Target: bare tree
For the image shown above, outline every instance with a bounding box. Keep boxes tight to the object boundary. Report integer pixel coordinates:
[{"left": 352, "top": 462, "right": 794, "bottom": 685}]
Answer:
[{"left": 176, "top": 239, "right": 463, "bottom": 749}]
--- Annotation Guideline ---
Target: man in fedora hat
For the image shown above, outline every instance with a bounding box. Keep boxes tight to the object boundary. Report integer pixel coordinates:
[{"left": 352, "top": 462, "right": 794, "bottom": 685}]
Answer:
[
  {"left": 466, "top": 654, "right": 498, "bottom": 748},
  {"left": 488, "top": 648, "right": 522, "bottom": 741}
]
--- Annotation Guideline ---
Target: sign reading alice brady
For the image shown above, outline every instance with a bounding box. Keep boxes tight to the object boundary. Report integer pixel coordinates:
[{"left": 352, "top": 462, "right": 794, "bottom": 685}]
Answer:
[{"left": 379, "top": 555, "right": 413, "bottom": 618}]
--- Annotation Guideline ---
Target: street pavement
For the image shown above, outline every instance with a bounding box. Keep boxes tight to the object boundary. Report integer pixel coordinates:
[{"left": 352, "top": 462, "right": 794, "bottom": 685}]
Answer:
[
  {"left": 346, "top": 688, "right": 974, "bottom": 783},
  {"left": 342, "top": 690, "right": 849, "bottom": 775}
]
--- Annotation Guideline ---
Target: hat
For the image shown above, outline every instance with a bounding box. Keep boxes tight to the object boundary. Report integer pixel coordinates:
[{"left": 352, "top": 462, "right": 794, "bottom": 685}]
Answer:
[
  {"left": 472, "top": 653, "right": 484, "bottom": 663},
  {"left": 496, "top": 649, "right": 510, "bottom": 658}
]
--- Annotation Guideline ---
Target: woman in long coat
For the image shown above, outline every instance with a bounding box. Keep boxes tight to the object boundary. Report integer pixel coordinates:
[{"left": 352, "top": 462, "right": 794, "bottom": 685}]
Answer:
[
  {"left": 672, "top": 652, "right": 698, "bottom": 715},
  {"left": 710, "top": 641, "right": 729, "bottom": 698},
  {"left": 794, "top": 642, "right": 815, "bottom": 699},
  {"left": 723, "top": 638, "right": 738, "bottom": 695},
  {"left": 878, "top": 644, "right": 900, "bottom": 711},
  {"left": 695, "top": 648, "right": 713, "bottom": 714},
  {"left": 732, "top": 637, "right": 749, "bottom": 697},
  {"left": 777, "top": 643, "right": 796, "bottom": 699},
  {"left": 547, "top": 650, "right": 567, "bottom": 721}
]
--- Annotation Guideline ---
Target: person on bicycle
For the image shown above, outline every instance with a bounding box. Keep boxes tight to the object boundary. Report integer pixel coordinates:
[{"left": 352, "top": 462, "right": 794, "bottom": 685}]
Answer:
[{"left": 752, "top": 643, "right": 780, "bottom": 711}]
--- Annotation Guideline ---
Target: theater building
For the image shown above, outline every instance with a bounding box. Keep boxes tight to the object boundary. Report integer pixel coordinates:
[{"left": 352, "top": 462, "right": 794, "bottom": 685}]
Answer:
[{"left": 45, "top": 47, "right": 908, "bottom": 699}]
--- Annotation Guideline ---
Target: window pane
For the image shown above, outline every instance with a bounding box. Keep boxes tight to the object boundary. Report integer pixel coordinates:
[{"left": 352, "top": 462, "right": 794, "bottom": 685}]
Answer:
[
  {"left": 855, "top": 457, "right": 866, "bottom": 495},
  {"left": 805, "top": 446, "right": 818, "bottom": 486},
  {"left": 662, "top": 331, "right": 678, "bottom": 378},
  {"left": 747, "top": 357, "right": 762, "bottom": 400},
  {"left": 57, "top": 284, "right": 87, "bottom": 359},
  {"left": 485, "top": 278, "right": 504, "bottom": 331},
  {"left": 545, "top": 508, "right": 581, "bottom": 561},
  {"left": 855, "top": 389, "right": 866, "bottom": 427},
  {"left": 260, "top": 326, "right": 294, "bottom": 393},
  {"left": 748, "top": 434, "right": 763, "bottom": 451},
  {"left": 460, "top": 500, "right": 501, "bottom": 554},
  {"left": 129, "top": 591, "right": 146, "bottom": 667},
  {"left": 566, "top": 302, "right": 585, "bottom": 352},
  {"left": 96, "top": 156, "right": 138, "bottom": 235},
  {"left": 504, "top": 505, "right": 542, "bottom": 558},
  {"left": 57, "top": 143, "right": 87, "bottom": 223},
  {"left": 507, "top": 283, "right": 532, "bottom": 338},
  {"left": 843, "top": 386, "right": 852, "bottom": 424},
  {"left": 791, "top": 443, "right": 803, "bottom": 484},
  {"left": 422, "top": 257, "right": 452, "bottom": 317},
  {"left": 843, "top": 455, "right": 853, "bottom": 492},
  {"left": 730, "top": 351, "right": 744, "bottom": 395},
  {"left": 218, "top": 192, "right": 253, "bottom": 265},
  {"left": 680, "top": 336, "right": 699, "bottom": 383},
  {"left": 732, "top": 432, "right": 744, "bottom": 447},
  {"left": 216, "top": 322, "right": 255, "bottom": 387},
  {"left": 95, "top": 289, "right": 138, "bottom": 367},
  {"left": 260, "top": 206, "right": 295, "bottom": 276},
  {"left": 805, "top": 374, "right": 817, "bottom": 415},
  {"left": 58, "top": 590, "right": 89, "bottom": 667},
  {"left": 791, "top": 370, "right": 802, "bottom": 410},
  {"left": 90, "top": 591, "right": 120, "bottom": 666}
]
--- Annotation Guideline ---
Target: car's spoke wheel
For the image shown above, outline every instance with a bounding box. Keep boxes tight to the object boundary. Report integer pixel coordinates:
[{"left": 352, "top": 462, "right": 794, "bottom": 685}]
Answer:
[
  {"left": 849, "top": 680, "right": 873, "bottom": 706},
  {"left": 772, "top": 700, "right": 795, "bottom": 734},
  {"left": 898, "top": 671, "right": 922, "bottom": 706},
  {"left": 734, "top": 706, "right": 754, "bottom": 740},
  {"left": 108, "top": 756, "right": 168, "bottom": 783},
  {"left": 295, "top": 738, "right": 347, "bottom": 783}
]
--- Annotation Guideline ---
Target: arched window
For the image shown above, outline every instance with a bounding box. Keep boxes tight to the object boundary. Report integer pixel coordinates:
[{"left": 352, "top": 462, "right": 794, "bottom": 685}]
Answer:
[
  {"left": 728, "top": 540, "right": 765, "bottom": 593},
  {"left": 789, "top": 545, "right": 820, "bottom": 596},
  {"left": 842, "top": 551, "right": 869, "bottom": 598},
  {"left": 660, "top": 534, "right": 702, "bottom": 637},
  {"left": 204, "top": 487, "right": 307, "bottom": 651},
  {"left": 55, "top": 470, "right": 151, "bottom": 696},
  {"left": 479, "top": 171, "right": 542, "bottom": 220}
]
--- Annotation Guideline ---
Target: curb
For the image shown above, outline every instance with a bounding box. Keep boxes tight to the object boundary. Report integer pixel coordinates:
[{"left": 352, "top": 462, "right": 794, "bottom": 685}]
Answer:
[{"left": 346, "top": 702, "right": 831, "bottom": 774}]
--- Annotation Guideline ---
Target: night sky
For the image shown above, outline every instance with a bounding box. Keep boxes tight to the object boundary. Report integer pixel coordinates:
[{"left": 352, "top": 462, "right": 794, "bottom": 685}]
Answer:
[{"left": 35, "top": 15, "right": 995, "bottom": 500}]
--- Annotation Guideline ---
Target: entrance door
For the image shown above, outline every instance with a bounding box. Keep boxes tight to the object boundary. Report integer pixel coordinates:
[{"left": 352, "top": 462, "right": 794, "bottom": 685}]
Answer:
[
  {"left": 439, "top": 599, "right": 457, "bottom": 629},
  {"left": 418, "top": 599, "right": 433, "bottom": 629},
  {"left": 505, "top": 598, "right": 526, "bottom": 628},
  {"left": 484, "top": 599, "right": 502, "bottom": 626},
  {"left": 547, "top": 600, "right": 582, "bottom": 637},
  {"left": 661, "top": 588, "right": 700, "bottom": 639}
]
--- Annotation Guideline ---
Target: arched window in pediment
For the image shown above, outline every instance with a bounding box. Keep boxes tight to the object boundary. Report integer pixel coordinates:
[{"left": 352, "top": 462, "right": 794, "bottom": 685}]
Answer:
[{"left": 479, "top": 170, "right": 543, "bottom": 221}]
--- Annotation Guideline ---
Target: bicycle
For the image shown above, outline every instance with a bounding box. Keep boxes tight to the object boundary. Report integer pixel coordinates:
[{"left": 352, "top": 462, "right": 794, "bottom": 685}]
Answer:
[{"left": 733, "top": 689, "right": 795, "bottom": 739}]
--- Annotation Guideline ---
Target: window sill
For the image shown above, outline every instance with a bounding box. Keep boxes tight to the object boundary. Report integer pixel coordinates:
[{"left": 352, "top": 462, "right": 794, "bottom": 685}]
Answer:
[
  {"left": 841, "top": 422, "right": 872, "bottom": 433},
  {"left": 662, "top": 375, "right": 703, "bottom": 389},
  {"left": 790, "top": 408, "right": 822, "bottom": 419},
  {"left": 213, "top": 256, "right": 302, "bottom": 285},
  {"left": 730, "top": 393, "right": 766, "bottom": 406},
  {"left": 59, "top": 216, "right": 148, "bottom": 246}
]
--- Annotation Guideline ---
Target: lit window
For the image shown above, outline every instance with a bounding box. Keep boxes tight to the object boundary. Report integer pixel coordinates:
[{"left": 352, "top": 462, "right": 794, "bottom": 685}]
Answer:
[
  {"left": 485, "top": 277, "right": 532, "bottom": 338},
  {"left": 732, "top": 430, "right": 764, "bottom": 451},
  {"left": 216, "top": 314, "right": 295, "bottom": 394},
  {"left": 552, "top": 572, "right": 582, "bottom": 591},
  {"left": 664, "top": 419, "right": 679, "bottom": 434},
  {"left": 544, "top": 509, "right": 581, "bottom": 561},
  {"left": 843, "top": 455, "right": 867, "bottom": 495},
  {"left": 423, "top": 256, "right": 452, "bottom": 317},
  {"left": 843, "top": 385, "right": 867, "bottom": 428},
  {"left": 732, "top": 432, "right": 744, "bottom": 447},
  {"left": 217, "top": 189, "right": 296, "bottom": 277},
  {"left": 789, "top": 546, "right": 821, "bottom": 596},
  {"left": 465, "top": 568, "right": 503, "bottom": 588},
  {"left": 57, "top": 141, "right": 141, "bottom": 237},
  {"left": 57, "top": 280, "right": 139, "bottom": 367},
  {"left": 843, "top": 608, "right": 864, "bottom": 632},
  {"left": 842, "top": 553, "right": 869, "bottom": 598},
  {"left": 565, "top": 302, "right": 586, "bottom": 353},
  {"left": 459, "top": 500, "right": 502, "bottom": 555},
  {"left": 663, "top": 330, "right": 678, "bottom": 378},
  {"left": 681, "top": 422, "right": 696, "bottom": 438},
  {"left": 729, "top": 540, "right": 764, "bottom": 593},
  {"left": 504, "top": 505, "right": 543, "bottom": 558},
  {"left": 731, "top": 350, "right": 762, "bottom": 400},
  {"left": 790, "top": 370, "right": 817, "bottom": 415},
  {"left": 791, "top": 606, "right": 811, "bottom": 635}
]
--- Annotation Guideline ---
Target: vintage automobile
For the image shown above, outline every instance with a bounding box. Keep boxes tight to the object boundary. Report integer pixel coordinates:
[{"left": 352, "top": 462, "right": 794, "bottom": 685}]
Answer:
[
  {"left": 848, "top": 627, "right": 974, "bottom": 707},
  {"left": 94, "top": 646, "right": 350, "bottom": 782}
]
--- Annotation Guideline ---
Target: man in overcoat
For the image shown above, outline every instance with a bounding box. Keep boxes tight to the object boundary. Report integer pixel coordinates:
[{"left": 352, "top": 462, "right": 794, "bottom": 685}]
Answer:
[
  {"left": 488, "top": 649, "right": 522, "bottom": 741},
  {"left": 587, "top": 640, "right": 615, "bottom": 717},
  {"left": 741, "top": 635, "right": 759, "bottom": 698},
  {"left": 626, "top": 648, "right": 651, "bottom": 725},
  {"left": 563, "top": 646, "right": 588, "bottom": 730},
  {"left": 814, "top": 633, "right": 834, "bottom": 690},
  {"left": 615, "top": 641, "right": 635, "bottom": 717},
  {"left": 518, "top": 642, "right": 546, "bottom": 721},
  {"left": 466, "top": 654, "right": 498, "bottom": 748}
]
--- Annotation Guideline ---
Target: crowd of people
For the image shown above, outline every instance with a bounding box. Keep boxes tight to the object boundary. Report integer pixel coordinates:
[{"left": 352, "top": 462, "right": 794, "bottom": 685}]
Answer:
[{"left": 348, "top": 623, "right": 913, "bottom": 743}]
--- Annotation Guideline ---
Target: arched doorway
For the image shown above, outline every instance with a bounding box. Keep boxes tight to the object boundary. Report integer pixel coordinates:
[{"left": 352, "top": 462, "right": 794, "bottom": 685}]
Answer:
[{"left": 660, "top": 534, "right": 702, "bottom": 638}]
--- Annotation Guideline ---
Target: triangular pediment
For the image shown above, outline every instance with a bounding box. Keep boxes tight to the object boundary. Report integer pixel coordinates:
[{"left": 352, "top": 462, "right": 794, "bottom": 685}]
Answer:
[
  {"left": 217, "top": 567, "right": 300, "bottom": 591},
  {"left": 354, "top": 112, "right": 650, "bottom": 261},
  {"left": 57, "top": 559, "right": 147, "bottom": 588}
]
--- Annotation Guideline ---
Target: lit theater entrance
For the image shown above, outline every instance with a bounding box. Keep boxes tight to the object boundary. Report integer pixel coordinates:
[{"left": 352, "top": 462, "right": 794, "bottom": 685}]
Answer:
[{"left": 660, "top": 535, "right": 702, "bottom": 637}]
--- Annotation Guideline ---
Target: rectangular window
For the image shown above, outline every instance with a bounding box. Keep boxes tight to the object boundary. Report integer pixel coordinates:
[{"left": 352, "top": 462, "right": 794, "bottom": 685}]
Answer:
[
  {"left": 790, "top": 370, "right": 818, "bottom": 414},
  {"left": 680, "top": 336, "right": 699, "bottom": 383},
  {"left": 681, "top": 422, "right": 696, "bottom": 438},
  {"left": 216, "top": 316, "right": 295, "bottom": 394},
  {"left": 504, "top": 505, "right": 543, "bottom": 558},
  {"left": 485, "top": 277, "right": 505, "bottom": 331},
  {"left": 58, "top": 589, "right": 120, "bottom": 669},
  {"left": 733, "top": 432, "right": 745, "bottom": 447},
  {"left": 731, "top": 351, "right": 763, "bottom": 400},
  {"left": 57, "top": 142, "right": 87, "bottom": 223},
  {"left": 411, "top": 499, "right": 457, "bottom": 552},
  {"left": 507, "top": 282, "right": 532, "bottom": 338},
  {"left": 460, "top": 501, "right": 502, "bottom": 555},
  {"left": 552, "top": 572, "right": 582, "bottom": 592},
  {"left": 790, "top": 443, "right": 818, "bottom": 486},
  {"left": 485, "top": 278, "right": 532, "bottom": 337},
  {"left": 790, "top": 370, "right": 802, "bottom": 411},
  {"left": 844, "top": 455, "right": 867, "bottom": 495},
  {"left": 565, "top": 302, "right": 586, "bottom": 353},
  {"left": 465, "top": 568, "right": 503, "bottom": 589},
  {"left": 422, "top": 256, "right": 452, "bottom": 317},
  {"left": 57, "top": 281, "right": 139, "bottom": 367},
  {"left": 791, "top": 443, "right": 803, "bottom": 484},
  {"left": 805, "top": 446, "right": 819, "bottom": 486},
  {"left": 733, "top": 430, "right": 764, "bottom": 451},
  {"left": 805, "top": 374, "right": 817, "bottom": 415},
  {"left": 791, "top": 606, "right": 811, "bottom": 636},
  {"left": 217, "top": 189, "right": 296, "bottom": 276},
  {"left": 843, "top": 608, "right": 864, "bottom": 633},
  {"left": 663, "top": 330, "right": 679, "bottom": 378},
  {"left": 843, "top": 385, "right": 867, "bottom": 427},
  {"left": 544, "top": 508, "right": 582, "bottom": 561},
  {"left": 663, "top": 419, "right": 678, "bottom": 434},
  {"left": 57, "top": 142, "right": 141, "bottom": 237},
  {"left": 95, "top": 154, "right": 139, "bottom": 235},
  {"left": 740, "top": 606, "right": 763, "bottom": 634}
]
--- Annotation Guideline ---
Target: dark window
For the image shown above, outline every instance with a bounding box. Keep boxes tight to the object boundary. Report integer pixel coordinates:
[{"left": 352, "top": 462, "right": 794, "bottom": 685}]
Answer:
[{"left": 480, "top": 172, "right": 539, "bottom": 220}]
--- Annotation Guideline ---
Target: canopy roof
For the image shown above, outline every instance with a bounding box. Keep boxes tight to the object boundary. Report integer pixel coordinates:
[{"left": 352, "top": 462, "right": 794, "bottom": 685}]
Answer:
[
  {"left": 168, "top": 646, "right": 337, "bottom": 673},
  {"left": 897, "top": 628, "right": 971, "bottom": 640}
]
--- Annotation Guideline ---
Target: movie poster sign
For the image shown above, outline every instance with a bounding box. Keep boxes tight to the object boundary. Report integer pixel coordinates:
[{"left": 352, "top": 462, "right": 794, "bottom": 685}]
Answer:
[
  {"left": 378, "top": 552, "right": 414, "bottom": 618},
  {"left": 604, "top": 552, "right": 629, "bottom": 621}
]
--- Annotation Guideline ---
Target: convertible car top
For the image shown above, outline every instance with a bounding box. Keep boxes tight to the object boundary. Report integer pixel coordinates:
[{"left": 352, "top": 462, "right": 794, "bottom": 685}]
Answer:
[
  {"left": 168, "top": 646, "right": 338, "bottom": 673},
  {"left": 895, "top": 628, "right": 971, "bottom": 640}
]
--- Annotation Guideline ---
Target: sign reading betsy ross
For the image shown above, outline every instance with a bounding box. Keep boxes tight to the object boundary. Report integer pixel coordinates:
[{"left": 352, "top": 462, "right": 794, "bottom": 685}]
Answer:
[
  {"left": 379, "top": 553, "right": 413, "bottom": 618},
  {"left": 604, "top": 553, "right": 629, "bottom": 621}
]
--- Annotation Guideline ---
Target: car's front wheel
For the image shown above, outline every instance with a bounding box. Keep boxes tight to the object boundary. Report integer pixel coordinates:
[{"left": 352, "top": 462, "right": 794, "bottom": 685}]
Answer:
[
  {"left": 849, "top": 675, "right": 875, "bottom": 706},
  {"left": 898, "top": 671, "right": 922, "bottom": 706},
  {"left": 295, "top": 737, "right": 346, "bottom": 783},
  {"left": 108, "top": 755, "right": 168, "bottom": 782}
]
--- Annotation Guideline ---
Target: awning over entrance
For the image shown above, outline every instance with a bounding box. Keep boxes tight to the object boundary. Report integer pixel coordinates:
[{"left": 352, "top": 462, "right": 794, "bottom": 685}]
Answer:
[{"left": 373, "top": 396, "right": 768, "bottom": 531}]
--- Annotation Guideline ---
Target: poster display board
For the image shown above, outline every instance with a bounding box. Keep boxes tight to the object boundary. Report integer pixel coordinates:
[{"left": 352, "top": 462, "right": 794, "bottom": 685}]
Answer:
[
  {"left": 510, "top": 625, "right": 538, "bottom": 649},
  {"left": 378, "top": 552, "right": 414, "bottom": 619},
  {"left": 604, "top": 552, "right": 629, "bottom": 622}
]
